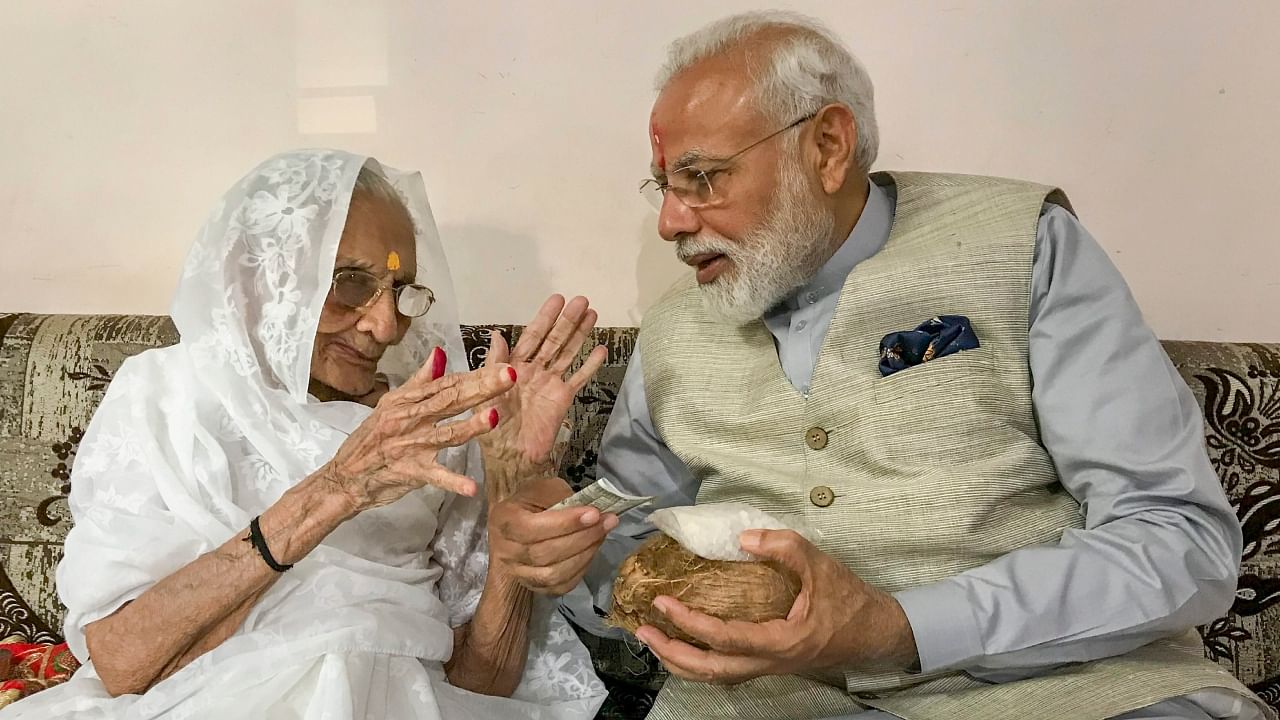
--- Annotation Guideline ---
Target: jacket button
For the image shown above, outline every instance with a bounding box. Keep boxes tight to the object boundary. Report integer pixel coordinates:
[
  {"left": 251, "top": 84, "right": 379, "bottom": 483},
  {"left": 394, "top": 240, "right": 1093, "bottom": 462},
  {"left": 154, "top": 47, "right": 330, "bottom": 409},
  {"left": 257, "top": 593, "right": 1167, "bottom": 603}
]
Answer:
[
  {"left": 810, "top": 486, "right": 835, "bottom": 507},
  {"left": 805, "top": 426, "right": 829, "bottom": 450}
]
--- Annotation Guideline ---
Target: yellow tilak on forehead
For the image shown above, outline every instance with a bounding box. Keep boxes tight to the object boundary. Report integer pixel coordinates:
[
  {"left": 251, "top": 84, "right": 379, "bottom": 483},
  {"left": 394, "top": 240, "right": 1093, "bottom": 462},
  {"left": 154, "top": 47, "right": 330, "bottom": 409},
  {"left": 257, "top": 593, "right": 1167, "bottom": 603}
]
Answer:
[{"left": 386, "top": 251, "right": 401, "bottom": 272}]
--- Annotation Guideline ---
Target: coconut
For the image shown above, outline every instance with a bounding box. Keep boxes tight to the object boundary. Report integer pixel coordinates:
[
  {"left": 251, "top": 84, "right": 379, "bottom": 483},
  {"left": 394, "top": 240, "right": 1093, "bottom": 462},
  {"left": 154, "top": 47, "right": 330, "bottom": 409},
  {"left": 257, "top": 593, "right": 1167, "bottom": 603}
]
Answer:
[{"left": 608, "top": 533, "right": 800, "bottom": 648}]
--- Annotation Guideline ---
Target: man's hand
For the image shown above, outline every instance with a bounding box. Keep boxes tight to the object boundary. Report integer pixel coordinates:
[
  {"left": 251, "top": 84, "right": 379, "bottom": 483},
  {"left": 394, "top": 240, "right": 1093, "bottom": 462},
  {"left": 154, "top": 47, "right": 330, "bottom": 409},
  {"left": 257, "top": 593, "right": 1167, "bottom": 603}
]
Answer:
[
  {"left": 634, "top": 529, "right": 919, "bottom": 685},
  {"left": 488, "top": 476, "right": 618, "bottom": 595}
]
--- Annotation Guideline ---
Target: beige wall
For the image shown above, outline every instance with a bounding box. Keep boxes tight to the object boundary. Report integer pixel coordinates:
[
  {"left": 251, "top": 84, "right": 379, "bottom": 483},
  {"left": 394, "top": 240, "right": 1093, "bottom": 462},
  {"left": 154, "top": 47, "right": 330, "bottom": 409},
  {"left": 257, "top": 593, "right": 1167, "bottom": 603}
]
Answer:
[{"left": 1, "top": 1, "right": 1276, "bottom": 340}]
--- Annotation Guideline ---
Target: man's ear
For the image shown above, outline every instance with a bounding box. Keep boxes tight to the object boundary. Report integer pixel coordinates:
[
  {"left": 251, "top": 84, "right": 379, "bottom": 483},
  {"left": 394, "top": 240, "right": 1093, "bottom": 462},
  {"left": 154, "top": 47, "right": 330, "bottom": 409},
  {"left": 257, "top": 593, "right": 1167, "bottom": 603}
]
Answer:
[{"left": 810, "top": 103, "right": 858, "bottom": 195}]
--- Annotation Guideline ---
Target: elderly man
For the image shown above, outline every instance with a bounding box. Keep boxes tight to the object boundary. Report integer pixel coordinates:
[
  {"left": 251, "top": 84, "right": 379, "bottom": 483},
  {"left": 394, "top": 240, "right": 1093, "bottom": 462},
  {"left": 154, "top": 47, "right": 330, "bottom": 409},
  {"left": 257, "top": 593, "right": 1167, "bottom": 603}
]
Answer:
[{"left": 487, "top": 9, "right": 1269, "bottom": 720}]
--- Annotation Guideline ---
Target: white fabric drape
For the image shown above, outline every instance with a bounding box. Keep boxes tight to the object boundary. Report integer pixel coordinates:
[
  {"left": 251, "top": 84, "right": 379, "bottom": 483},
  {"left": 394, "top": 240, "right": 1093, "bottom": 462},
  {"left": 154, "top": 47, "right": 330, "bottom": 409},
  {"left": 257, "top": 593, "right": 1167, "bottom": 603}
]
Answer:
[{"left": 0, "top": 150, "right": 606, "bottom": 719}]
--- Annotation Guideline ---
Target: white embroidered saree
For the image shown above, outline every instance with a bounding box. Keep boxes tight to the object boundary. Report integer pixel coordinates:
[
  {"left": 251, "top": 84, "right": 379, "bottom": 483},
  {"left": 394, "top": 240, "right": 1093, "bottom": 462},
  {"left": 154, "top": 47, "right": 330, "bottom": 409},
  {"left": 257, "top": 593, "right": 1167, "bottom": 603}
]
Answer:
[{"left": 0, "top": 150, "right": 606, "bottom": 719}]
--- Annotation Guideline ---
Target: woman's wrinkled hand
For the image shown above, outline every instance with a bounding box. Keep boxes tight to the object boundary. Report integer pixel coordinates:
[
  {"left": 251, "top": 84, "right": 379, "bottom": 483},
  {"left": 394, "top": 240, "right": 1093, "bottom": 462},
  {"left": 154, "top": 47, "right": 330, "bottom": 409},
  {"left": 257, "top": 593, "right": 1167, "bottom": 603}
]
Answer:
[
  {"left": 487, "top": 476, "right": 618, "bottom": 595},
  {"left": 478, "top": 295, "right": 607, "bottom": 499},
  {"left": 323, "top": 346, "right": 516, "bottom": 514}
]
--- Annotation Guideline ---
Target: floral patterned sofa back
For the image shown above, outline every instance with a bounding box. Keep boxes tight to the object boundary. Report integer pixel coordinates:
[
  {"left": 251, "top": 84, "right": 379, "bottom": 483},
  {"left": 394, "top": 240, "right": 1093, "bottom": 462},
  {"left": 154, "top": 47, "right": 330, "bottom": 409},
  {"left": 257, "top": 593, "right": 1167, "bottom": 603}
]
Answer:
[{"left": 1, "top": 313, "right": 1278, "bottom": 716}]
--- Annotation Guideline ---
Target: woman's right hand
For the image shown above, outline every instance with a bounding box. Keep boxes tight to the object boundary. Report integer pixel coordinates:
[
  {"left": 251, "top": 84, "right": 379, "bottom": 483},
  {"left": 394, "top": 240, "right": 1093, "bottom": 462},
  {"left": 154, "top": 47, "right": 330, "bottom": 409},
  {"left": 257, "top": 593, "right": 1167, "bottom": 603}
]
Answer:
[{"left": 323, "top": 347, "right": 516, "bottom": 514}]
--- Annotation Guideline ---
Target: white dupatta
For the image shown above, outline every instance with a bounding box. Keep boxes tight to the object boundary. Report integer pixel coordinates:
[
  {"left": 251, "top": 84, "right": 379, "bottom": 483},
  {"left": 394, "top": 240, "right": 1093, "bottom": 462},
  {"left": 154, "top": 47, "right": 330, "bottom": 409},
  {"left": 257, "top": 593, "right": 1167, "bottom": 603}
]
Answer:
[{"left": 0, "top": 150, "right": 605, "bottom": 719}]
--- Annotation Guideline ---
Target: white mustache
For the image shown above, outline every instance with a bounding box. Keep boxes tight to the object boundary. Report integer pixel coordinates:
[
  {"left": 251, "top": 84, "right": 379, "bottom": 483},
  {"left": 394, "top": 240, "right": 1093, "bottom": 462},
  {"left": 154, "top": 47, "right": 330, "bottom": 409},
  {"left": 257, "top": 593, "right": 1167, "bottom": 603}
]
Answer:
[{"left": 675, "top": 236, "right": 736, "bottom": 263}]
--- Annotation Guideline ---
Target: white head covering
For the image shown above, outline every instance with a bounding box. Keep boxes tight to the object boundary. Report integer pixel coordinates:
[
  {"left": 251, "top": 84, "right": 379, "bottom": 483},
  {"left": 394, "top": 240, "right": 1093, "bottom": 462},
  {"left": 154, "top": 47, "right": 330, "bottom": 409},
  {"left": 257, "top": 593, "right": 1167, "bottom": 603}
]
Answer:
[
  {"left": 56, "top": 149, "right": 482, "bottom": 656},
  {"left": 26, "top": 149, "right": 604, "bottom": 720},
  {"left": 175, "top": 149, "right": 475, "bottom": 484}
]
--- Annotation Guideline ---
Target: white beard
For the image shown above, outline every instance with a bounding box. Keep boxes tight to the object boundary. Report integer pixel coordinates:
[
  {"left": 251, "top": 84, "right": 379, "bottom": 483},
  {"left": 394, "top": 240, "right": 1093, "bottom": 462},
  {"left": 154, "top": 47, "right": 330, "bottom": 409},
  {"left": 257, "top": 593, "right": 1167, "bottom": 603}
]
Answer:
[{"left": 676, "top": 154, "right": 836, "bottom": 326}]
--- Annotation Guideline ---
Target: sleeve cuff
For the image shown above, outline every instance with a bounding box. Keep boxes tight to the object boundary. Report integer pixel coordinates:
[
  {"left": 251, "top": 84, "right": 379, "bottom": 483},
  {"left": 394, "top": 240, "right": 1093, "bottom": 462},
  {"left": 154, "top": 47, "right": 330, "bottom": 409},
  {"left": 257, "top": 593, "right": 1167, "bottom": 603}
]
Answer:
[{"left": 893, "top": 579, "right": 985, "bottom": 674}]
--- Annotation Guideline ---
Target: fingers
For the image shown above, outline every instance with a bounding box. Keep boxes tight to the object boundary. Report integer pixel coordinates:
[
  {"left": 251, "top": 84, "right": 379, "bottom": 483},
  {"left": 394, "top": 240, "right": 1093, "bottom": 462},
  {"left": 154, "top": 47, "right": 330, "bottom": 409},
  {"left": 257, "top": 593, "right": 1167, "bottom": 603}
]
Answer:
[
  {"left": 634, "top": 626, "right": 774, "bottom": 685},
  {"left": 510, "top": 516, "right": 618, "bottom": 567},
  {"left": 492, "top": 480, "right": 617, "bottom": 594},
  {"left": 549, "top": 308, "right": 599, "bottom": 376},
  {"left": 533, "top": 296, "right": 590, "bottom": 369},
  {"left": 542, "top": 302, "right": 596, "bottom": 371},
  {"left": 399, "top": 347, "right": 450, "bottom": 395},
  {"left": 511, "top": 294, "right": 566, "bottom": 362},
  {"left": 651, "top": 596, "right": 793, "bottom": 657},
  {"left": 419, "top": 466, "right": 479, "bottom": 497},
  {"left": 400, "top": 408, "right": 497, "bottom": 451},
  {"left": 399, "top": 364, "right": 516, "bottom": 418},
  {"left": 498, "top": 504, "right": 608, "bottom": 544},
  {"left": 567, "top": 345, "right": 608, "bottom": 393},
  {"left": 504, "top": 529, "right": 610, "bottom": 595},
  {"left": 533, "top": 546, "right": 599, "bottom": 595},
  {"left": 485, "top": 330, "right": 510, "bottom": 367},
  {"left": 384, "top": 347, "right": 449, "bottom": 416},
  {"left": 397, "top": 346, "right": 453, "bottom": 401},
  {"left": 739, "top": 529, "right": 817, "bottom": 580}
]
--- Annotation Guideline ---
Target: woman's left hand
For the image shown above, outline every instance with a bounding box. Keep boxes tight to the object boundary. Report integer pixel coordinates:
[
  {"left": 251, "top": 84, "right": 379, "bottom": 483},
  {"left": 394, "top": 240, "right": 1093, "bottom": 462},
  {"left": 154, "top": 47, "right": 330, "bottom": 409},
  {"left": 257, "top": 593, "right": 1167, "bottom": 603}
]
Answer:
[{"left": 478, "top": 295, "right": 607, "bottom": 498}]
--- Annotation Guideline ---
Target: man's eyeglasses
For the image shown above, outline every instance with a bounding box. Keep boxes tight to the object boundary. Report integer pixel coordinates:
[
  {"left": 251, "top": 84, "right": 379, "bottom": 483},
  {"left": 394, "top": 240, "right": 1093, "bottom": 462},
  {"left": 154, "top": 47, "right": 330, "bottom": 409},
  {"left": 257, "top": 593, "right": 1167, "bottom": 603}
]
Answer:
[
  {"left": 329, "top": 268, "right": 435, "bottom": 318},
  {"left": 638, "top": 112, "right": 816, "bottom": 211}
]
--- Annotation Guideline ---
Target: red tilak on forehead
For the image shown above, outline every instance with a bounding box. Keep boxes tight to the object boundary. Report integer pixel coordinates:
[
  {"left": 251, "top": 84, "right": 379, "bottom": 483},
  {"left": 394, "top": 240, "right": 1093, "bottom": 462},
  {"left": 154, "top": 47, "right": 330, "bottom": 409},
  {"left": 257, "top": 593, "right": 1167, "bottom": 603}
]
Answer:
[{"left": 651, "top": 120, "right": 665, "bottom": 171}]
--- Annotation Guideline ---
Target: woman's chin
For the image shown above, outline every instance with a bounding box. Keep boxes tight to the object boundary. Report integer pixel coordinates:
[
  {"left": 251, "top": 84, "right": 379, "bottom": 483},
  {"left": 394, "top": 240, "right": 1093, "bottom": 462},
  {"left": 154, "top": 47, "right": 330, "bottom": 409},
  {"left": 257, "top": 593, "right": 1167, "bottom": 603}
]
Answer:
[{"left": 311, "top": 371, "right": 376, "bottom": 401}]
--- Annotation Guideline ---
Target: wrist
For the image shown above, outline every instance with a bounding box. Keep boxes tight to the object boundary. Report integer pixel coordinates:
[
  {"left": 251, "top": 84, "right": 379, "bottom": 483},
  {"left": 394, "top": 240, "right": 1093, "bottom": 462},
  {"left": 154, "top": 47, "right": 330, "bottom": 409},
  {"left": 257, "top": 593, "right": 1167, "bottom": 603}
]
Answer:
[
  {"left": 483, "top": 556, "right": 525, "bottom": 594},
  {"left": 477, "top": 559, "right": 534, "bottom": 621},
  {"left": 486, "top": 545, "right": 540, "bottom": 598},
  {"left": 483, "top": 456, "right": 555, "bottom": 501},
  {"left": 828, "top": 588, "right": 919, "bottom": 672},
  {"left": 312, "top": 461, "right": 366, "bottom": 519},
  {"left": 874, "top": 592, "right": 920, "bottom": 670},
  {"left": 253, "top": 468, "right": 360, "bottom": 567}
]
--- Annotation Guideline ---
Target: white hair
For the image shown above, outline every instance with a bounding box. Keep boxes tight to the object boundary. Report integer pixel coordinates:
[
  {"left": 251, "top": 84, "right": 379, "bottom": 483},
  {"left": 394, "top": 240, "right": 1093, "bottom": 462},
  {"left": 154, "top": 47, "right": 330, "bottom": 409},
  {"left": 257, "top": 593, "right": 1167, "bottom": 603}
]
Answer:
[
  {"left": 353, "top": 164, "right": 417, "bottom": 235},
  {"left": 354, "top": 165, "right": 406, "bottom": 209},
  {"left": 656, "top": 10, "right": 879, "bottom": 172}
]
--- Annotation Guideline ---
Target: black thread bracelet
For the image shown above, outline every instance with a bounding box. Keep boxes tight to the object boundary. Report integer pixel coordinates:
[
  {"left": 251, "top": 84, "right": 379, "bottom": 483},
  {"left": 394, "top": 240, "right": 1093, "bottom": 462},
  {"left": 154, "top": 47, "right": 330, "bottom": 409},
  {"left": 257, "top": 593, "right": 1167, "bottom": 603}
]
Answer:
[{"left": 244, "top": 515, "right": 293, "bottom": 572}]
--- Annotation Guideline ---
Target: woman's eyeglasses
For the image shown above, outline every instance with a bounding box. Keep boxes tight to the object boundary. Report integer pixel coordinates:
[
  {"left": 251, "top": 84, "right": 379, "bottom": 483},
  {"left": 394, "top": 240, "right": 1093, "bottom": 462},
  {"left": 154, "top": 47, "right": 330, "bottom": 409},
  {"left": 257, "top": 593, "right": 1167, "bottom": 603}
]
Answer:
[{"left": 330, "top": 269, "right": 435, "bottom": 318}]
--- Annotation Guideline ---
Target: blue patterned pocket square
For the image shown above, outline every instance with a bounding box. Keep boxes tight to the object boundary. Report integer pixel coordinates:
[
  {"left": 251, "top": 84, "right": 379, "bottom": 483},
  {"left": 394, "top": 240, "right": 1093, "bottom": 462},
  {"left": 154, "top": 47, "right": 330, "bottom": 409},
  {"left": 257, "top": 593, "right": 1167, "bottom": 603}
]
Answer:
[{"left": 878, "top": 315, "right": 980, "bottom": 377}]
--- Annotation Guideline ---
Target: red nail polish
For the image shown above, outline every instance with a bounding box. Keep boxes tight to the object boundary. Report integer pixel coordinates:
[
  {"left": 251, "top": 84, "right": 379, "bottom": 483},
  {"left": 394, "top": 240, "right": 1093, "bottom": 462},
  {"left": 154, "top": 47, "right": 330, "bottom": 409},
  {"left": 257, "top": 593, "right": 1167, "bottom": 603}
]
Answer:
[
  {"left": 507, "top": 367, "right": 517, "bottom": 383},
  {"left": 431, "top": 347, "right": 447, "bottom": 380},
  {"left": 488, "top": 408, "right": 499, "bottom": 428}
]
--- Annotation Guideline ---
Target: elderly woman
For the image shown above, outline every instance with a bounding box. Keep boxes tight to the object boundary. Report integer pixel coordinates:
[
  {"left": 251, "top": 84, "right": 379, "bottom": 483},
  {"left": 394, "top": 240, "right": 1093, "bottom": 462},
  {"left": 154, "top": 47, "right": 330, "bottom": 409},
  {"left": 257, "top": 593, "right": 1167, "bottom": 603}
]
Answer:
[{"left": 0, "top": 150, "right": 610, "bottom": 719}]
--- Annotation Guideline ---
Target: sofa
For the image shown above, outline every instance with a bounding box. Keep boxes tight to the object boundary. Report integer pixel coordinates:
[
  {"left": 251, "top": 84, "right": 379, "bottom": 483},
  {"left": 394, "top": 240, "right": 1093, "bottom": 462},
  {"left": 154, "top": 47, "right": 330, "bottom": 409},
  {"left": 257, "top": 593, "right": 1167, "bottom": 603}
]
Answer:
[{"left": 1, "top": 312, "right": 1278, "bottom": 718}]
